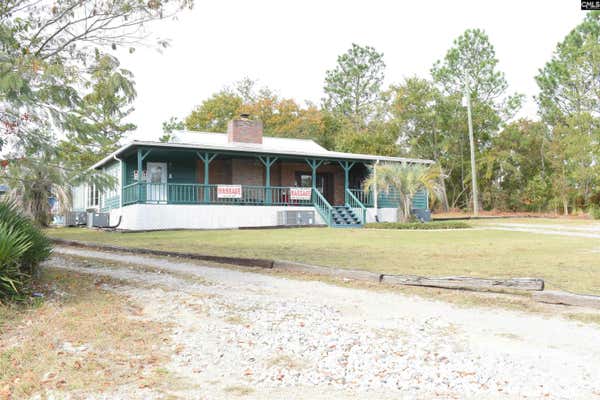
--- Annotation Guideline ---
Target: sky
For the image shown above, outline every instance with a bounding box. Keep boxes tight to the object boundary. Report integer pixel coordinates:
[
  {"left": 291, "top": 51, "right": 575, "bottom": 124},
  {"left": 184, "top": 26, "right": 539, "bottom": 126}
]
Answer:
[{"left": 115, "top": 0, "right": 586, "bottom": 141}]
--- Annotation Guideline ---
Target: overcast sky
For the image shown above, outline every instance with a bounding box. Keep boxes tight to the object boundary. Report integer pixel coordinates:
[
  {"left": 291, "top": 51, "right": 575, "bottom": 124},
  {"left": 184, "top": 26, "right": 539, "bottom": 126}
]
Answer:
[{"left": 116, "top": 0, "right": 585, "bottom": 141}]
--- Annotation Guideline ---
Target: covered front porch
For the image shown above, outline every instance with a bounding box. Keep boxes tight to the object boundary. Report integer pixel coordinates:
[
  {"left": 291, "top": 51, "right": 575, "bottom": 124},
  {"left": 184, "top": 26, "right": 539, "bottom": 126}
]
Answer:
[
  {"left": 117, "top": 146, "right": 385, "bottom": 226},
  {"left": 120, "top": 147, "right": 371, "bottom": 206}
]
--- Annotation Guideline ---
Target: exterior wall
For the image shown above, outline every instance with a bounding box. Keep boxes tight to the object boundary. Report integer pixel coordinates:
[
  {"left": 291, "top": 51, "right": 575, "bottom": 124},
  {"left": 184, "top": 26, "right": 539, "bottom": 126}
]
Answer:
[
  {"left": 195, "top": 158, "right": 346, "bottom": 205},
  {"left": 110, "top": 204, "right": 324, "bottom": 230},
  {"left": 71, "top": 184, "right": 87, "bottom": 212},
  {"left": 279, "top": 162, "right": 345, "bottom": 205},
  {"left": 232, "top": 159, "right": 264, "bottom": 186},
  {"left": 124, "top": 152, "right": 197, "bottom": 186},
  {"left": 100, "top": 161, "right": 121, "bottom": 212},
  {"left": 196, "top": 159, "right": 232, "bottom": 184},
  {"left": 366, "top": 207, "right": 399, "bottom": 223}
]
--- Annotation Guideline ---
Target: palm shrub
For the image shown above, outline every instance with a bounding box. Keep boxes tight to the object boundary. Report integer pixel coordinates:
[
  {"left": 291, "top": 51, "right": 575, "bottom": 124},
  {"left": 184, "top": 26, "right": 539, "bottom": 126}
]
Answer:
[
  {"left": 363, "top": 163, "right": 444, "bottom": 223},
  {"left": 0, "top": 202, "right": 52, "bottom": 300}
]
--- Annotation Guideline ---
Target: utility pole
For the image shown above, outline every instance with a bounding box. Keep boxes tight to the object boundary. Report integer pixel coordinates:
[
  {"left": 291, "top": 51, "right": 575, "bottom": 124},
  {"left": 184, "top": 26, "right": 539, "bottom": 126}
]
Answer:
[{"left": 465, "top": 88, "right": 479, "bottom": 216}]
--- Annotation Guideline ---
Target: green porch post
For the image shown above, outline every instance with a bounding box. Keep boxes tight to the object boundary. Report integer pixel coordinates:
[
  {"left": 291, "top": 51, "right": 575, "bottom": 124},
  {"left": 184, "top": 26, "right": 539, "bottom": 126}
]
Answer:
[
  {"left": 258, "top": 156, "right": 278, "bottom": 205},
  {"left": 305, "top": 159, "right": 323, "bottom": 192},
  {"left": 338, "top": 161, "right": 355, "bottom": 203},
  {"left": 196, "top": 152, "right": 218, "bottom": 203},
  {"left": 120, "top": 155, "right": 126, "bottom": 207},
  {"left": 137, "top": 148, "right": 152, "bottom": 203}
]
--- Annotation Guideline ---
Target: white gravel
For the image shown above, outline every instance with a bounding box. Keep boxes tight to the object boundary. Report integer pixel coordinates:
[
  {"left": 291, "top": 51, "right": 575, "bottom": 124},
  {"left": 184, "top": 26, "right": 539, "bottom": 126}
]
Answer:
[
  {"left": 46, "top": 246, "right": 600, "bottom": 400},
  {"left": 484, "top": 222, "right": 600, "bottom": 238}
]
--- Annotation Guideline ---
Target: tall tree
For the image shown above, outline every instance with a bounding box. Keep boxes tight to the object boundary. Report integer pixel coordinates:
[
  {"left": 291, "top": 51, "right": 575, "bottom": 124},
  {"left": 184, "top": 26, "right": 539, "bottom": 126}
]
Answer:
[
  {"left": 185, "top": 90, "right": 243, "bottom": 132},
  {"left": 184, "top": 79, "right": 331, "bottom": 145},
  {"left": 536, "top": 11, "right": 600, "bottom": 125},
  {"left": 0, "top": 0, "right": 193, "bottom": 153},
  {"left": 57, "top": 54, "right": 137, "bottom": 168},
  {"left": 536, "top": 11, "right": 600, "bottom": 213},
  {"left": 431, "top": 28, "right": 522, "bottom": 210},
  {"left": 480, "top": 120, "right": 549, "bottom": 211},
  {"left": 323, "top": 43, "right": 385, "bottom": 130}
]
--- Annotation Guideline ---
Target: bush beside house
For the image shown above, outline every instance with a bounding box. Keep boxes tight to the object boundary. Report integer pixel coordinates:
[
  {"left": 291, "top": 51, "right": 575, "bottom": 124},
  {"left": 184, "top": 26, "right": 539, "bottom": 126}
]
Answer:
[
  {"left": 0, "top": 202, "right": 52, "bottom": 300},
  {"left": 365, "top": 221, "right": 470, "bottom": 230}
]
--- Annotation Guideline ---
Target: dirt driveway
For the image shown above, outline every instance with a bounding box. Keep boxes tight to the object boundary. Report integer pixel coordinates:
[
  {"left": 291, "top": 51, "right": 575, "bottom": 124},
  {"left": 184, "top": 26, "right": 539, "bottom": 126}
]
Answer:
[{"left": 45, "top": 246, "right": 600, "bottom": 400}]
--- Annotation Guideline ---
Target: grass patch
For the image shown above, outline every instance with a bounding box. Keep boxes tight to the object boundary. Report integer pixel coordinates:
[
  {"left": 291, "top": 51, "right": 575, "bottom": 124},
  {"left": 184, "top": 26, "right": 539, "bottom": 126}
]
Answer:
[
  {"left": 46, "top": 225, "right": 600, "bottom": 295},
  {"left": 365, "top": 221, "right": 470, "bottom": 230},
  {"left": 0, "top": 268, "right": 180, "bottom": 399}
]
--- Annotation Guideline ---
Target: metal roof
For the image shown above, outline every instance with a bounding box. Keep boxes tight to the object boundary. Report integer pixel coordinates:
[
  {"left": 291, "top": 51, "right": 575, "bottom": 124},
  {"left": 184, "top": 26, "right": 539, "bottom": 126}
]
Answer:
[{"left": 91, "top": 131, "right": 434, "bottom": 169}]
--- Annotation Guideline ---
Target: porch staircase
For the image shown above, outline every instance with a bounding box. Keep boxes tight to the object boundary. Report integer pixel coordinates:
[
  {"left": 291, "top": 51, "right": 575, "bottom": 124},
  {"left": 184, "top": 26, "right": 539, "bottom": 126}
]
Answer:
[
  {"left": 312, "top": 188, "right": 366, "bottom": 228},
  {"left": 331, "top": 205, "right": 362, "bottom": 227}
]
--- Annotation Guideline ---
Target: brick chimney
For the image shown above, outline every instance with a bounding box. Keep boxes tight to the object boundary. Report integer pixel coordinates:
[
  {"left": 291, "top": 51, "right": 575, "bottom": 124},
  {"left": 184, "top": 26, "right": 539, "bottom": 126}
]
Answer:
[{"left": 227, "top": 114, "right": 263, "bottom": 144}]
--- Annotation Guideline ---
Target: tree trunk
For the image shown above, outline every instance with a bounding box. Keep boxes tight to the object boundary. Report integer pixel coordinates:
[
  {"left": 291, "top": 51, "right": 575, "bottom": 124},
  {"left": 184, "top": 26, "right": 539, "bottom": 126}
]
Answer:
[
  {"left": 396, "top": 206, "right": 405, "bottom": 223},
  {"left": 563, "top": 197, "right": 569, "bottom": 216},
  {"left": 439, "top": 169, "right": 449, "bottom": 212}
]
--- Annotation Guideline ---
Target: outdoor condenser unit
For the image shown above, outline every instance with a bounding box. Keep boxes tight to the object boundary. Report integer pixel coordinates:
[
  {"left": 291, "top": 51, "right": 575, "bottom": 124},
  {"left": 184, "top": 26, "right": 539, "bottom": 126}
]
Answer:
[
  {"left": 65, "top": 211, "right": 88, "bottom": 226},
  {"left": 87, "top": 212, "right": 110, "bottom": 228},
  {"left": 277, "top": 210, "right": 315, "bottom": 226}
]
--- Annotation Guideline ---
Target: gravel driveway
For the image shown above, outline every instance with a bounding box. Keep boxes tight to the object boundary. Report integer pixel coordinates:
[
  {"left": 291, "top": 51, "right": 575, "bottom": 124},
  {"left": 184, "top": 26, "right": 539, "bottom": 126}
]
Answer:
[
  {"left": 484, "top": 222, "right": 600, "bottom": 238},
  {"left": 47, "top": 246, "right": 600, "bottom": 400}
]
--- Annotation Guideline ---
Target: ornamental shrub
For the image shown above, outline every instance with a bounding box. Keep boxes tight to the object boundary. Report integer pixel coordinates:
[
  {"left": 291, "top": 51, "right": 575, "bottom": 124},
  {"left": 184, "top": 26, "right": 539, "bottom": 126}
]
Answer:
[{"left": 0, "top": 202, "right": 52, "bottom": 300}]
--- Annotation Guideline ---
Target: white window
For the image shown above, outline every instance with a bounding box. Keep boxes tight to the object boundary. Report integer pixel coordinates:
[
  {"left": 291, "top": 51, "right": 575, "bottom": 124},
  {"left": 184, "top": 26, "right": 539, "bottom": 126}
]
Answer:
[{"left": 88, "top": 184, "right": 99, "bottom": 208}]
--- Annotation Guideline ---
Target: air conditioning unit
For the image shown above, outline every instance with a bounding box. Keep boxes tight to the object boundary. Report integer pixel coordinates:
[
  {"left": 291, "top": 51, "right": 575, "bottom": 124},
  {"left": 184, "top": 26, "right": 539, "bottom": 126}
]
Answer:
[
  {"left": 87, "top": 212, "right": 110, "bottom": 228},
  {"left": 277, "top": 210, "right": 315, "bottom": 226},
  {"left": 412, "top": 208, "right": 432, "bottom": 222},
  {"left": 64, "top": 211, "right": 88, "bottom": 226}
]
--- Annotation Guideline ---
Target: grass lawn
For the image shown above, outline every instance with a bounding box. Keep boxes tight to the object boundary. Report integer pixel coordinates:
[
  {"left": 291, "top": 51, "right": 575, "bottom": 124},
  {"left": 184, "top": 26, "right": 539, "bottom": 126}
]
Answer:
[{"left": 46, "top": 226, "right": 600, "bottom": 295}]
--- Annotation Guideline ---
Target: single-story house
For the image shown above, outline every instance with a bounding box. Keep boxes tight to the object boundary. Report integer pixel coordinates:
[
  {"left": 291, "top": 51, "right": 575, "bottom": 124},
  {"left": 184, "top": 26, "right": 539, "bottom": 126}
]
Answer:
[{"left": 72, "top": 115, "right": 434, "bottom": 230}]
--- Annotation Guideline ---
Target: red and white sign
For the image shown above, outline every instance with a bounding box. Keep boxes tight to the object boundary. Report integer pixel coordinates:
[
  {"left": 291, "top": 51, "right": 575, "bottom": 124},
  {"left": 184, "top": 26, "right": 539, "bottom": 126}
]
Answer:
[
  {"left": 290, "top": 187, "right": 312, "bottom": 200},
  {"left": 217, "top": 185, "right": 242, "bottom": 199}
]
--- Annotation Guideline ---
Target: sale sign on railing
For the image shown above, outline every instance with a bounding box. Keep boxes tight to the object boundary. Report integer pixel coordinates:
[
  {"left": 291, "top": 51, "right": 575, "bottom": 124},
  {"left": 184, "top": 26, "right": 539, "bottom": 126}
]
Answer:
[
  {"left": 290, "top": 187, "right": 312, "bottom": 200},
  {"left": 217, "top": 185, "right": 242, "bottom": 199}
]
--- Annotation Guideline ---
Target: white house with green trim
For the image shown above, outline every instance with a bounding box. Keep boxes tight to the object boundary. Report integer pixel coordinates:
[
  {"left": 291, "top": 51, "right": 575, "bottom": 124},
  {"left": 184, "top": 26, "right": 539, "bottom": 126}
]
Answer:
[{"left": 71, "top": 116, "right": 433, "bottom": 230}]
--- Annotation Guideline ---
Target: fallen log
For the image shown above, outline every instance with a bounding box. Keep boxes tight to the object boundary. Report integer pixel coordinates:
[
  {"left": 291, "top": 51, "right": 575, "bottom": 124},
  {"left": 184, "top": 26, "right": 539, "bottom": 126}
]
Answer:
[
  {"left": 533, "top": 290, "right": 600, "bottom": 309},
  {"left": 380, "top": 275, "right": 544, "bottom": 292}
]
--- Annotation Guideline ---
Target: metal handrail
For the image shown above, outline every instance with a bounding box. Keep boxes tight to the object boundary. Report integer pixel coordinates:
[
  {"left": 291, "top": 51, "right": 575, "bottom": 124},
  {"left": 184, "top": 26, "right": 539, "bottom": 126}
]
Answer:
[
  {"left": 312, "top": 188, "right": 333, "bottom": 226},
  {"left": 345, "top": 188, "right": 367, "bottom": 224}
]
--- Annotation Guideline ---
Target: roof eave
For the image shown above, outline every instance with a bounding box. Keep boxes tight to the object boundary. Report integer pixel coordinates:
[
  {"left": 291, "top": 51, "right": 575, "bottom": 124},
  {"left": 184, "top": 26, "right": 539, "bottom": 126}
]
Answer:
[{"left": 90, "top": 140, "right": 434, "bottom": 169}]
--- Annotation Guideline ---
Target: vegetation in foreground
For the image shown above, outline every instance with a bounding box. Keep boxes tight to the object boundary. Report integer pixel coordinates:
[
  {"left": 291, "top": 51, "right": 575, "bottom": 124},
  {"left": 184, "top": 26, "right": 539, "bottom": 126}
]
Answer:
[
  {"left": 0, "top": 202, "right": 51, "bottom": 300},
  {"left": 364, "top": 221, "right": 470, "bottom": 230},
  {"left": 47, "top": 225, "right": 600, "bottom": 294},
  {"left": 0, "top": 268, "right": 176, "bottom": 399}
]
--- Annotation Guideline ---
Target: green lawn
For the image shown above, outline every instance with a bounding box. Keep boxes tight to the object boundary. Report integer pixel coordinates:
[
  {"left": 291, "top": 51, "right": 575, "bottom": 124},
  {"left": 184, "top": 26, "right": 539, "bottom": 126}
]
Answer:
[{"left": 46, "top": 226, "right": 600, "bottom": 294}]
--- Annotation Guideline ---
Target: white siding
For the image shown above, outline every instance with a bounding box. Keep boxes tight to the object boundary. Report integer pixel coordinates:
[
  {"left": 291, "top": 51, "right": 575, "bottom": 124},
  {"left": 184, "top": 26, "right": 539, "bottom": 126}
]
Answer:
[
  {"left": 100, "top": 162, "right": 121, "bottom": 211},
  {"left": 111, "top": 204, "right": 325, "bottom": 230}
]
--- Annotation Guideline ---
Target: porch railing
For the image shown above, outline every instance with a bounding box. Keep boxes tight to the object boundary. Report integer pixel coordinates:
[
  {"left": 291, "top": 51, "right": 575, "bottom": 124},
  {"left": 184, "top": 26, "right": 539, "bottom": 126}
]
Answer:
[
  {"left": 345, "top": 188, "right": 367, "bottom": 224},
  {"left": 312, "top": 188, "right": 333, "bottom": 226},
  {"left": 348, "top": 188, "right": 428, "bottom": 210},
  {"left": 121, "top": 182, "right": 313, "bottom": 206}
]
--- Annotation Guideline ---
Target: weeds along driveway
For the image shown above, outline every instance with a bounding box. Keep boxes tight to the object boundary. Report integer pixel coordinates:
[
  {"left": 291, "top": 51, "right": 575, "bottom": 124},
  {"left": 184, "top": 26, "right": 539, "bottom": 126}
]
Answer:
[{"left": 46, "top": 246, "right": 600, "bottom": 400}]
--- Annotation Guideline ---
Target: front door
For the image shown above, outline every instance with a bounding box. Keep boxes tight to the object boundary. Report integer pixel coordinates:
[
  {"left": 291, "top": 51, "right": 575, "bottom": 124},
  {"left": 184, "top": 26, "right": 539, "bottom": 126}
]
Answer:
[
  {"left": 146, "top": 162, "right": 167, "bottom": 203},
  {"left": 295, "top": 172, "right": 334, "bottom": 204}
]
